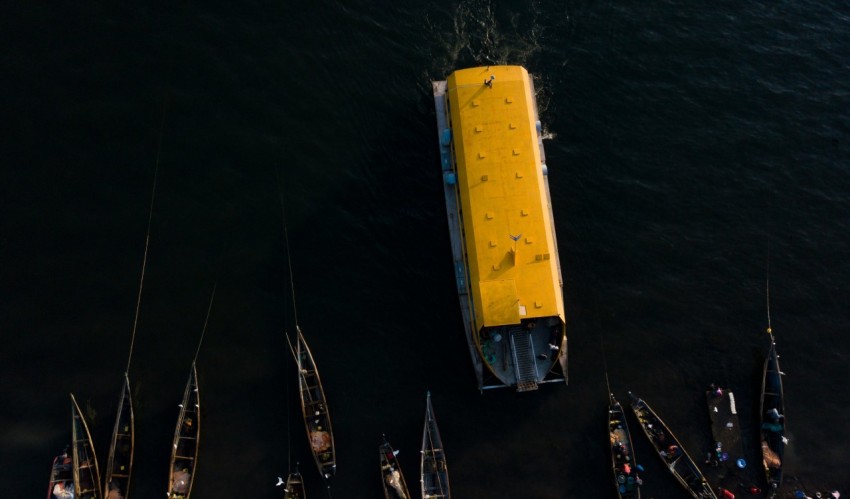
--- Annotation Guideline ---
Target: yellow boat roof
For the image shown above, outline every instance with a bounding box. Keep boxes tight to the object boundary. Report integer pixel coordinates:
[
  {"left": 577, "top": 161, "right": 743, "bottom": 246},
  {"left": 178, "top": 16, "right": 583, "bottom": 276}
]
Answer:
[{"left": 446, "top": 66, "right": 564, "bottom": 328}]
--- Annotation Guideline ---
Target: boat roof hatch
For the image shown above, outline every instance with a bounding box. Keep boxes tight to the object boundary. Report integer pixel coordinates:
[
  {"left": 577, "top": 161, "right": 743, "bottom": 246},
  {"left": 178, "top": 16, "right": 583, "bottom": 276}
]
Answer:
[{"left": 479, "top": 279, "right": 520, "bottom": 326}]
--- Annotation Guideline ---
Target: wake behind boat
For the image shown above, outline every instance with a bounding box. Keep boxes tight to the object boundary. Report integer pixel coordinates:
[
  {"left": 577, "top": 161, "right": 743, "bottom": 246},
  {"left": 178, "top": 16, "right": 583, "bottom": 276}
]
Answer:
[
  {"left": 421, "top": 392, "right": 450, "bottom": 498},
  {"left": 380, "top": 436, "right": 410, "bottom": 499},
  {"left": 609, "top": 393, "right": 641, "bottom": 498},
  {"left": 629, "top": 392, "right": 716, "bottom": 499},
  {"left": 167, "top": 363, "right": 200, "bottom": 499},
  {"left": 287, "top": 328, "right": 336, "bottom": 480},
  {"left": 760, "top": 329, "right": 786, "bottom": 496},
  {"left": 432, "top": 65, "right": 567, "bottom": 392}
]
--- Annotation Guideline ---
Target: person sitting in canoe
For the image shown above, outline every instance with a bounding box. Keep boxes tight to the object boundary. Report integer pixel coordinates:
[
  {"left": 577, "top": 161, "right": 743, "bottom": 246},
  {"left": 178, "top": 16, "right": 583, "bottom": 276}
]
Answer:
[
  {"left": 52, "top": 482, "right": 74, "bottom": 499},
  {"left": 660, "top": 444, "right": 679, "bottom": 461},
  {"left": 170, "top": 467, "right": 190, "bottom": 498},
  {"left": 385, "top": 467, "right": 407, "bottom": 499}
]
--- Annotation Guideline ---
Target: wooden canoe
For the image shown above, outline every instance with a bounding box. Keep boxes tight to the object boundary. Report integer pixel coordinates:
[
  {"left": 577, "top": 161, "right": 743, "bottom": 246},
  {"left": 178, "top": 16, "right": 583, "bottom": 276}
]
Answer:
[
  {"left": 760, "top": 333, "right": 786, "bottom": 495},
  {"left": 46, "top": 447, "right": 73, "bottom": 499},
  {"left": 380, "top": 436, "right": 410, "bottom": 499},
  {"left": 283, "top": 466, "right": 306, "bottom": 499},
  {"left": 609, "top": 393, "right": 641, "bottom": 498},
  {"left": 287, "top": 327, "right": 336, "bottom": 480},
  {"left": 167, "top": 363, "right": 200, "bottom": 499},
  {"left": 629, "top": 392, "right": 716, "bottom": 499},
  {"left": 104, "top": 374, "right": 134, "bottom": 499},
  {"left": 421, "top": 392, "right": 450, "bottom": 498},
  {"left": 71, "top": 394, "right": 102, "bottom": 499}
]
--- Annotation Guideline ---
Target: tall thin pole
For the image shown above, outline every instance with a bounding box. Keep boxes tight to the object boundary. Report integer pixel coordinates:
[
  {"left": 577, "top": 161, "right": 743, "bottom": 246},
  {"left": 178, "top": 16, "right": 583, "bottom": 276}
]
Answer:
[
  {"left": 194, "top": 282, "right": 217, "bottom": 364},
  {"left": 126, "top": 94, "right": 168, "bottom": 375}
]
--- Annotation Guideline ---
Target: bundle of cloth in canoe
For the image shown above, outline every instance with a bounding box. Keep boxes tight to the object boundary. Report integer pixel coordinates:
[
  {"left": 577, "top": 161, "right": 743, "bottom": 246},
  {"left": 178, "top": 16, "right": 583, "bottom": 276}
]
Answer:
[{"left": 310, "top": 428, "right": 332, "bottom": 452}]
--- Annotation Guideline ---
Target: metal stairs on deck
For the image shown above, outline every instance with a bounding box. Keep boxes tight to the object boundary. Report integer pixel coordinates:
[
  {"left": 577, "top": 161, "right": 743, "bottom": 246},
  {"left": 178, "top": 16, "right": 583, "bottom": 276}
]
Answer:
[{"left": 510, "top": 329, "right": 539, "bottom": 392}]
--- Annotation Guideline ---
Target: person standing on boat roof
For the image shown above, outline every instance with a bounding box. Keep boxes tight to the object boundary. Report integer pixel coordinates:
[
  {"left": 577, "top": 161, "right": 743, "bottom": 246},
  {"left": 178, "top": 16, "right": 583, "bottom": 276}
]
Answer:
[{"left": 709, "top": 383, "right": 723, "bottom": 397}]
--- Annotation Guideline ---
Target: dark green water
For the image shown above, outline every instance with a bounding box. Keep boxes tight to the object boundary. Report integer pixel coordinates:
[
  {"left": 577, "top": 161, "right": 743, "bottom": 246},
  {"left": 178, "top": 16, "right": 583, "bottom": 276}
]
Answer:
[{"left": 2, "top": 1, "right": 849, "bottom": 497}]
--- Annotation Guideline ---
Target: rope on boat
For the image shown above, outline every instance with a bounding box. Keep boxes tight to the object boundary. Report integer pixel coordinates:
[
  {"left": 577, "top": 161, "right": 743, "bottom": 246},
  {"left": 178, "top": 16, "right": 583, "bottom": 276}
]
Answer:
[
  {"left": 126, "top": 93, "right": 168, "bottom": 376},
  {"left": 765, "top": 240, "right": 773, "bottom": 337},
  {"left": 194, "top": 282, "right": 217, "bottom": 363}
]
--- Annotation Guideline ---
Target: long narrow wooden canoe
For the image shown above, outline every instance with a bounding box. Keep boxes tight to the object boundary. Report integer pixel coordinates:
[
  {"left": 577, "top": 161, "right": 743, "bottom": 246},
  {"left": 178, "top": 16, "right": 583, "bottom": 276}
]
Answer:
[
  {"left": 46, "top": 446, "right": 73, "bottom": 499},
  {"left": 421, "top": 392, "right": 450, "bottom": 498},
  {"left": 380, "top": 436, "right": 410, "bottom": 499},
  {"left": 760, "top": 332, "right": 785, "bottom": 496},
  {"left": 283, "top": 466, "right": 306, "bottom": 499},
  {"left": 609, "top": 393, "right": 641, "bottom": 498},
  {"left": 629, "top": 392, "right": 716, "bottom": 499},
  {"left": 287, "top": 327, "right": 336, "bottom": 480},
  {"left": 104, "top": 374, "right": 134, "bottom": 499},
  {"left": 71, "top": 394, "right": 102, "bottom": 499},
  {"left": 167, "top": 363, "right": 200, "bottom": 499}
]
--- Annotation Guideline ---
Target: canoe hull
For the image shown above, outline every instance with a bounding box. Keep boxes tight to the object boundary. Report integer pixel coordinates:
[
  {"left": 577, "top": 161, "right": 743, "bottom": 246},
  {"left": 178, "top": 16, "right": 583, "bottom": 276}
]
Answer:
[
  {"left": 288, "top": 328, "right": 336, "bottom": 480},
  {"left": 609, "top": 394, "right": 641, "bottom": 498},
  {"left": 421, "top": 392, "right": 450, "bottom": 498},
  {"left": 104, "top": 374, "right": 134, "bottom": 499},
  {"left": 629, "top": 392, "right": 716, "bottom": 499},
  {"left": 759, "top": 335, "right": 785, "bottom": 495},
  {"left": 71, "top": 394, "right": 102, "bottom": 499},
  {"left": 167, "top": 363, "right": 200, "bottom": 499},
  {"left": 380, "top": 438, "right": 410, "bottom": 499}
]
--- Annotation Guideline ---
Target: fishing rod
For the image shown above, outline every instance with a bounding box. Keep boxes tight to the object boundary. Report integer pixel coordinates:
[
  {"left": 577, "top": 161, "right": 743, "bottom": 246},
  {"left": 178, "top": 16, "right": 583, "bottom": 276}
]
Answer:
[
  {"left": 193, "top": 282, "right": 216, "bottom": 365},
  {"left": 276, "top": 167, "right": 300, "bottom": 330},
  {"left": 126, "top": 93, "right": 168, "bottom": 376},
  {"left": 104, "top": 93, "right": 168, "bottom": 499}
]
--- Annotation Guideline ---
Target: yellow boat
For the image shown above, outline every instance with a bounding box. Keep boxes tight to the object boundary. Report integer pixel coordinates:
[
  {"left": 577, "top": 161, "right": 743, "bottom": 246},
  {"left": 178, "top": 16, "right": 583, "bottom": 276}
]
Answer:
[{"left": 432, "top": 66, "right": 567, "bottom": 391}]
